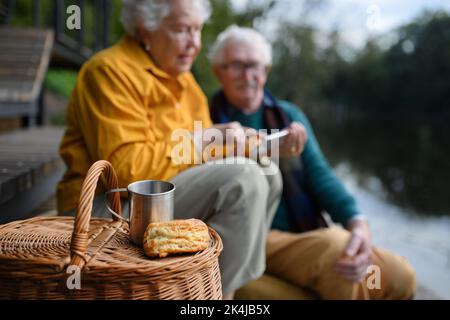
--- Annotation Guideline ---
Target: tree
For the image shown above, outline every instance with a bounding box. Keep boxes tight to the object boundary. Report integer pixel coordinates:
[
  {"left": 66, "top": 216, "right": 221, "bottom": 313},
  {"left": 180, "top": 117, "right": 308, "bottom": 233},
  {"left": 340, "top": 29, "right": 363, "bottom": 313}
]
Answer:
[{"left": 334, "top": 10, "right": 450, "bottom": 117}]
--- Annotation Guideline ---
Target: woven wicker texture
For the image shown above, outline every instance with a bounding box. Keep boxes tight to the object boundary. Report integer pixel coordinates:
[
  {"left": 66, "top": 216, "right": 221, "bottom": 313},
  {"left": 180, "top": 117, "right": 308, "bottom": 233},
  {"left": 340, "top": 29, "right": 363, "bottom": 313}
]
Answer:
[{"left": 0, "top": 161, "right": 223, "bottom": 300}]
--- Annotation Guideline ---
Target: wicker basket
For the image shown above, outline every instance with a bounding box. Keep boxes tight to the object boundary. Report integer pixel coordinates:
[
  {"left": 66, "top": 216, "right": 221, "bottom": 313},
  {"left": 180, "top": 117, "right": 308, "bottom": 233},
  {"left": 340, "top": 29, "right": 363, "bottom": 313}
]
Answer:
[{"left": 0, "top": 160, "right": 223, "bottom": 300}]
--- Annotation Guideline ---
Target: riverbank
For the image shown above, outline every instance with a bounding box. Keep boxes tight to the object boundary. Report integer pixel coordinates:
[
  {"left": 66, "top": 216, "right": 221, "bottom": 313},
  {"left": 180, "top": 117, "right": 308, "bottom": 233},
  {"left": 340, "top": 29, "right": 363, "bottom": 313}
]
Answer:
[{"left": 335, "top": 163, "right": 450, "bottom": 300}]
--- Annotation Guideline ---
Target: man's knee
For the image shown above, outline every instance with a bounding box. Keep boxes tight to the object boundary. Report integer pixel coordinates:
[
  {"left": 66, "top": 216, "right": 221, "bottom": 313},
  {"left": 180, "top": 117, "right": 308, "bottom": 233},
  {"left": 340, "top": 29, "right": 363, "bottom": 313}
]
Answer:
[
  {"left": 319, "top": 230, "right": 417, "bottom": 300},
  {"left": 397, "top": 262, "right": 416, "bottom": 299},
  {"left": 269, "top": 227, "right": 351, "bottom": 270},
  {"left": 317, "top": 227, "right": 352, "bottom": 259},
  {"left": 373, "top": 249, "right": 417, "bottom": 300}
]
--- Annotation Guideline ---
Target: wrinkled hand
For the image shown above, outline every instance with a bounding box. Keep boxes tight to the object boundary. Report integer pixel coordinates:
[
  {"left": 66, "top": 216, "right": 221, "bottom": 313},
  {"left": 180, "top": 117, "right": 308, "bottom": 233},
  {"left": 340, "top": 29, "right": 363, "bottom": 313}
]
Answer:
[
  {"left": 336, "top": 220, "right": 373, "bottom": 283},
  {"left": 215, "top": 122, "right": 256, "bottom": 148},
  {"left": 279, "top": 122, "right": 308, "bottom": 157},
  {"left": 200, "top": 122, "right": 256, "bottom": 159}
]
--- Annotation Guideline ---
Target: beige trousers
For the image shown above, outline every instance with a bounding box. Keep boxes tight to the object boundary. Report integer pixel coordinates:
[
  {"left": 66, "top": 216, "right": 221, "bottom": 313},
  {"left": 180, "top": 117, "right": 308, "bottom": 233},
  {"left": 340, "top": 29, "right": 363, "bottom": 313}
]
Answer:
[
  {"left": 264, "top": 227, "right": 417, "bottom": 299},
  {"left": 171, "top": 158, "right": 282, "bottom": 294},
  {"left": 64, "top": 158, "right": 283, "bottom": 295}
]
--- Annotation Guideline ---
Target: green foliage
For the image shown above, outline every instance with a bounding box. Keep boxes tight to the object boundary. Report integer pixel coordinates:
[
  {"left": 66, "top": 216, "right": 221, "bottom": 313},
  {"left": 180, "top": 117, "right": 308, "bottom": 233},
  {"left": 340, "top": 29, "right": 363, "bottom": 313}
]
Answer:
[
  {"left": 44, "top": 69, "right": 78, "bottom": 99},
  {"left": 267, "top": 23, "right": 348, "bottom": 119},
  {"left": 267, "top": 10, "right": 450, "bottom": 118},
  {"left": 193, "top": 0, "right": 237, "bottom": 100},
  {"left": 330, "top": 10, "right": 450, "bottom": 117},
  {"left": 268, "top": 24, "right": 326, "bottom": 107},
  {"left": 44, "top": 69, "right": 78, "bottom": 126}
]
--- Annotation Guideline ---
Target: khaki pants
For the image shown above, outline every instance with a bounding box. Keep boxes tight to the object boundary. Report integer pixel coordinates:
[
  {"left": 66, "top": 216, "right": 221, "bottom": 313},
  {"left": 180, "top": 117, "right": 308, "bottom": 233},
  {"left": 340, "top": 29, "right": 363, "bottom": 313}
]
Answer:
[
  {"left": 263, "top": 227, "right": 417, "bottom": 300},
  {"left": 171, "top": 158, "right": 282, "bottom": 294},
  {"left": 63, "top": 158, "right": 283, "bottom": 295}
]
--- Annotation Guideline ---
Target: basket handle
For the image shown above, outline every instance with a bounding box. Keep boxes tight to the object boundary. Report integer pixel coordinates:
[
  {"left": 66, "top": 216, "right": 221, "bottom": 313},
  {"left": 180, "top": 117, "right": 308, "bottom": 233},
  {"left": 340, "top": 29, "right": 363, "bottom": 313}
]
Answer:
[{"left": 69, "top": 160, "right": 123, "bottom": 269}]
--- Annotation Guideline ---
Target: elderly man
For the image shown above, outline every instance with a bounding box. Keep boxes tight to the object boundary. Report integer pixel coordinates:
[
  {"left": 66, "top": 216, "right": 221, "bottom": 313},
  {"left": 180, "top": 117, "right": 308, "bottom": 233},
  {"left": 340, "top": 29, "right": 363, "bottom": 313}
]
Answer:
[
  {"left": 57, "top": 1, "right": 282, "bottom": 299},
  {"left": 209, "top": 25, "right": 416, "bottom": 299}
]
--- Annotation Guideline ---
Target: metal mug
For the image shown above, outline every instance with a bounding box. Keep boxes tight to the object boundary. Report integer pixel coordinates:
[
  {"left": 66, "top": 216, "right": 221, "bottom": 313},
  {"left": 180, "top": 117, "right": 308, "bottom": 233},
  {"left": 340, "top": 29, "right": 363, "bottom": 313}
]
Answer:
[{"left": 106, "top": 180, "right": 175, "bottom": 246}]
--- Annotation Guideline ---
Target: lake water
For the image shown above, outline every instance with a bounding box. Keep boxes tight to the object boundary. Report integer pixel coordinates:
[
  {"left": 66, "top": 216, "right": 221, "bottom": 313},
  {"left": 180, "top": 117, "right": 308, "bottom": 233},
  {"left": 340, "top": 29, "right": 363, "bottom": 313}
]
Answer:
[{"left": 312, "top": 116, "right": 450, "bottom": 299}]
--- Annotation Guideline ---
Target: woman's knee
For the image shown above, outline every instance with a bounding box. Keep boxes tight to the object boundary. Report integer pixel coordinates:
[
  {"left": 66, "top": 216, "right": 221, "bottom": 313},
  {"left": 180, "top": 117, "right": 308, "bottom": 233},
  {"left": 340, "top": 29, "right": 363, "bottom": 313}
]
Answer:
[
  {"left": 234, "top": 161, "right": 271, "bottom": 197},
  {"left": 264, "top": 162, "right": 283, "bottom": 197}
]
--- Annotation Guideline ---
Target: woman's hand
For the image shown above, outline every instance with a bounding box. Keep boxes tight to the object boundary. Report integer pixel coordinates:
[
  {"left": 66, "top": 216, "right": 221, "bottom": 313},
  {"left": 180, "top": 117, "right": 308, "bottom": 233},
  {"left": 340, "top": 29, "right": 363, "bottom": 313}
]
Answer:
[
  {"left": 212, "top": 122, "right": 249, "bottom": 148},
  {"left": 198, "top": 122, "right": 257, "bottom": 160}
]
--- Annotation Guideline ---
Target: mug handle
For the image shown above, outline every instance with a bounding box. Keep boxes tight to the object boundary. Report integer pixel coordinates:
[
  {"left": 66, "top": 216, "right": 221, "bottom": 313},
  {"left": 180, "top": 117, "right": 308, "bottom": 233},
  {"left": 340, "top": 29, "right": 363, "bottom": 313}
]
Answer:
[{"left": 105, "top": 188, "right": 130, "bottom": 222}]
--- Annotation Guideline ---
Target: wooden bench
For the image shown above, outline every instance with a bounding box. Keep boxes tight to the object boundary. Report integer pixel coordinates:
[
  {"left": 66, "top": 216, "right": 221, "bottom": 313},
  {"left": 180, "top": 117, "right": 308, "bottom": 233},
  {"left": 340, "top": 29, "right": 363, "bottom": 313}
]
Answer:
[
  {"left": 0, "top": 127, "right": 65, "bottom": 224},
  {"left": 0, "top": 27, "right": 54, "bottom": 126}
]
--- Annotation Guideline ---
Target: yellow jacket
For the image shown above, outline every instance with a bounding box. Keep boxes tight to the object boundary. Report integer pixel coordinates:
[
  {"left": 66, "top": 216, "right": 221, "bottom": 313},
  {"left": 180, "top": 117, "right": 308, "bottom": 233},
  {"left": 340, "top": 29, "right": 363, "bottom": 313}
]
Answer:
[{"left": 57, "top": 35, "right": 212, "bottom": 213}]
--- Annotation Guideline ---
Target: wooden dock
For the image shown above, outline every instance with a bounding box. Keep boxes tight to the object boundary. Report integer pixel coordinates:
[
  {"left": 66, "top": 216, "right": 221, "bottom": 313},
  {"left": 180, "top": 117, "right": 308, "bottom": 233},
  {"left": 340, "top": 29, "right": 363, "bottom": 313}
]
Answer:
[
  {"left": 0, "top": 126, "right": 65, "bottom": 223},
  {"left": 0, "top": 27, "right": 54, "bottom": 126}
]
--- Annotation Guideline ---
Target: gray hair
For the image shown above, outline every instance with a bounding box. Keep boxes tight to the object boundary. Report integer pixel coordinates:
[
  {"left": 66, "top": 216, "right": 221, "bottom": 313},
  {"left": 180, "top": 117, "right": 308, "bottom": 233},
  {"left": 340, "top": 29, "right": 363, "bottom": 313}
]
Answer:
[
  {"left": 120, "top": 0, "right": 212, "bottom": 38},
  {"left": 208, "top": 25, "right": 272, "bottom": 66}
]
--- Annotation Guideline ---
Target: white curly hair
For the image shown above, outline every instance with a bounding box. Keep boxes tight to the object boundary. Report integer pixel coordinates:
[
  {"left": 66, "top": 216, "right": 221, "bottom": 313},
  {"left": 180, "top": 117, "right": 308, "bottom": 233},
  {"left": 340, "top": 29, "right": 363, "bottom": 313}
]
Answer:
[
  {"left": 208, "top": 25, "right": 272, "bottom": 66},
  {"left": 120, "top": 0, "right": 212, "bottom": 38}
]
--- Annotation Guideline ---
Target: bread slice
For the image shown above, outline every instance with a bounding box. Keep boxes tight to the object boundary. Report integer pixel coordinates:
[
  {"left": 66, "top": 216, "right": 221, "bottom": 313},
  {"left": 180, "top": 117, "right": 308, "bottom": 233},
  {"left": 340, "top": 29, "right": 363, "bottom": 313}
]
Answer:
[{"left": 143, "top": 219, "right": 210, "bottom": 258}]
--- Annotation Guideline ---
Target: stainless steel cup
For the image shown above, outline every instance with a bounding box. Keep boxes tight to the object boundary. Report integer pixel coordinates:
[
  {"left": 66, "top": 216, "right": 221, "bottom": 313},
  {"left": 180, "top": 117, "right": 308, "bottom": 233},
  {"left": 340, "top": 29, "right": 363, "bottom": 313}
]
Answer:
[{"left": 106, "top": 180, "right": 175, "bottom": 246}]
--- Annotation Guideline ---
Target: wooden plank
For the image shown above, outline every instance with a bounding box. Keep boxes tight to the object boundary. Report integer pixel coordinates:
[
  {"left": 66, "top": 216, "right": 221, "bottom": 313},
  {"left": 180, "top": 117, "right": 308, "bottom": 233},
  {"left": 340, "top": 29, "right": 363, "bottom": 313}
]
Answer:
[
  {"left": 0, "top": 27, "right": 49, "bottom": 38},
  {"left": 0, "top": 82, "right": 33, "bottom": 90},
  {"left": 0, "top": 176, "right": 18, "bottom": 204},
  {"left": 0, "top": 53, "right": 42, "bottom": 63},
  {"left": 0, "top": 42, "right": 46, "bottom": 51},
  {"left": 0, "top": 118, "right": 21, "bottom": 133},
  {"left": 0, "top": 42, "right": 45, "bottom": 50},
  {"left": 0, "top": 127, "right": 65, "bottom": 206},
  {"left": 31, "top": 29, "right": 54, "bottom": 102},
  {"left": 0, "top": 67, "right": 37, "bottom": 77},
  {"left": 0, "top": 91, "right": 33, "bottom": 103},
  {"left": 0, "top": 59, "right": 44, "bottom": 68},
  {"left": 0, "top": 27, "right": 54, "bottom": 113},
  {"left": 0, "top": 127, "right": 64, "bottom": 143},
  {"left": 0, "top": 162, "right": 64, "bottom": 223},
  {"left": 0, "top": 76, "right": 36, "bottom": 85}
]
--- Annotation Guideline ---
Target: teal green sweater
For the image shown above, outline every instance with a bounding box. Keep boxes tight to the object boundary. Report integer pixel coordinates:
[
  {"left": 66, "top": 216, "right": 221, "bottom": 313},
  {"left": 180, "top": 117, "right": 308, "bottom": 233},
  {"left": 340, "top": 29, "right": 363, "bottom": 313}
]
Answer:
[{"left": 224, "top": 99, "right": 359, "bottom": 230}]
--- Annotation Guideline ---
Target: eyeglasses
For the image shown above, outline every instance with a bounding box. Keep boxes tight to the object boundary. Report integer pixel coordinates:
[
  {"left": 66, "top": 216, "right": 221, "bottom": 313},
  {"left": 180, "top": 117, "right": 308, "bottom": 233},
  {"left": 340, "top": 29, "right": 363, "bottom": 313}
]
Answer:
[{"left": 220, "top": 62, "right": 268, "bottom": 76}]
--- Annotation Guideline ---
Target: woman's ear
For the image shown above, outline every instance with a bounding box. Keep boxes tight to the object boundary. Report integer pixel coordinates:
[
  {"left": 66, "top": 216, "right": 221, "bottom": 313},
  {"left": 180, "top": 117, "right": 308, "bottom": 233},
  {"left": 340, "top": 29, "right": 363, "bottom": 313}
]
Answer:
[{"left": 138, "top": 26, "right": 152, "bottom": 48}]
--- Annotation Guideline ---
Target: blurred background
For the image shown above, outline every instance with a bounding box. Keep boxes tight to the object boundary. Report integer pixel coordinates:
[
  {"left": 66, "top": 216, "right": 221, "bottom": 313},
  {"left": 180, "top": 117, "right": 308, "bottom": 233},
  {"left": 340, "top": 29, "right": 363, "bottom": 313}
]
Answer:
[{"left": 0, "top": 0, "right": 449, "bottom": 299}]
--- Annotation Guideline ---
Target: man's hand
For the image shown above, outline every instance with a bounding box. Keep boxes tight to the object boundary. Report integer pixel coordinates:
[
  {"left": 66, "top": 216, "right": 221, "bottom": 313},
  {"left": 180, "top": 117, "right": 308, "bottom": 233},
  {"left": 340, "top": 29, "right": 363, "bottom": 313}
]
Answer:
[
  {"left": 336, "top": 219, "right": 373, "bottom": 283},
  {"left": 279, "top": 122, "right": 308, "bottom": 157}
]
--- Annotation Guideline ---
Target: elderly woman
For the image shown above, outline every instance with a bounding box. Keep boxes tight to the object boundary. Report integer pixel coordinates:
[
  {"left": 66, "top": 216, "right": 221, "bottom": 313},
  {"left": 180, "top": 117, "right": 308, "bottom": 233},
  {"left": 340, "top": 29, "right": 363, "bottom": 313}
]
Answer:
[{"left": 57, "top": 0, "right": 282, "bottom": 299}]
